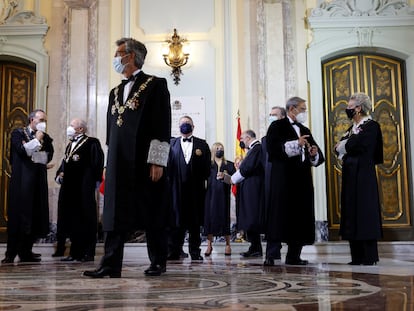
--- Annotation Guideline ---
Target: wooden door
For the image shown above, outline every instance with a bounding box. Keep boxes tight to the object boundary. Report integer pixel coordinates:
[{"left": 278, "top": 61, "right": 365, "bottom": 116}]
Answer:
[
  {"left": 0, "top": 61, "right": 36, "bottom": 241},
  {"left": 323, "top": 53, "right": 412, "bottom": 240}
]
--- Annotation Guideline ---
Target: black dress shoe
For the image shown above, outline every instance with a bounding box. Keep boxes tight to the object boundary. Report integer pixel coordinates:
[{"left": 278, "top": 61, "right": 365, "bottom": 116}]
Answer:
[
  {"left": 191, "top": 254, "right": 203, "bottom": 261},
  {"left": 1, "top": 256, "right": 15, "bottom": 264},
  {"left": 19, "top": 256, "right": 41, "bottom": 263},
  {"left": 61, "top": 256, "right": 77, "bottom": 262},
  {"left": 263, "top": 258, "right": 275, "bottom": 266},
  {"left": 83, "top": 267, "right": 121, "bottom": 278},
  {"left": 240, "top": 250, "right": 263, "bottom": 258},
  {"left": 285, "top": 259, "right": 308, "bottom": 265},
  {"left": 180, "top": 250, "right": 189, "bottom": 258},
  {"left": 31, "top": 252, "right": 41, "bottom": 258},
  {"left": 144, "top": 264, "right": 166, "bottom": 276}
]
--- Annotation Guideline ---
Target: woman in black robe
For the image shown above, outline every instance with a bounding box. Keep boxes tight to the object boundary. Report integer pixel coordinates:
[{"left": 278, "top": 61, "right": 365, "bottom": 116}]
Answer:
[
  {"left": 203, "top": 142, "right": 235, "bottom": 256},
  {"left": 336, "top": 92, "right": 383, "bottom": 265}
]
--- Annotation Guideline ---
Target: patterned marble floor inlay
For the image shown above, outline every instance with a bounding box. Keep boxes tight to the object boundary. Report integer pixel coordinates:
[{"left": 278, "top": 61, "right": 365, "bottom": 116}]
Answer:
[{"left": 1, "top": 243, "right": 414, "bottom": 310}]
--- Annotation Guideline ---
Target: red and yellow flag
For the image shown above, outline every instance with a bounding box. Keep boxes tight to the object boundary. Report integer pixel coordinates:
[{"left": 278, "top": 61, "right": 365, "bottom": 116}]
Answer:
[
  {"left": 235, "top": 111, "right": 245, "bottom": 159},
  {"left": 232, "top": 111, "right": 245, "bottom": 196}
]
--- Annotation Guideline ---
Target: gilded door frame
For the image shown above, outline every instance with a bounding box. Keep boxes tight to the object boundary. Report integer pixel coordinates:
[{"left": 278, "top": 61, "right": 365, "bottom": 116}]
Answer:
[
  {"left": 0, "top": 60, "right": 36, "bottom": 239},
  {"left": 323, "top": 52, "right": 412, "bottom": 240}
]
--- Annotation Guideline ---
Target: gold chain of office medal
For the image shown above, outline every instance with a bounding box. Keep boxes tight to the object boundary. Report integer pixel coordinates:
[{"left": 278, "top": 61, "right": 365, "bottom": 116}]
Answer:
[
  {"left": 111, "top": 76, "right": 154, "bottom": 127},
  {"left": 65, "top": 137, "right": 88, "bottom": 163}
]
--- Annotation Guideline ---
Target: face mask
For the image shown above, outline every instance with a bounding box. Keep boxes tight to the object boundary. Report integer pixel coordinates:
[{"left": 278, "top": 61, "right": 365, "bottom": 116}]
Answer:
[
  {"left": 112, "top": 55, "right": 128, "bottom": 74},
  {"left": 239, "top": 141, "right": 246, "bottom": 149},
  {"left": 180, "top": 123, "right": 193, "bottom": 135},
  {"left": 346, "top": 108, "right": 356, "bottom": 120},
  {"left": 296, "top": 111, "right": 307, "bottom": 124},
  {"left": 66, "top": 126, "right": 76, "bottom": 138},
  {"left": 215, "top": 150, "right": 224, "bottom": 158},
  {"left": 269, "top": 115, "right": 278, "bottom": 123},
  {"left": 36, "top": 122, "right": 46, "bottom": 132}
]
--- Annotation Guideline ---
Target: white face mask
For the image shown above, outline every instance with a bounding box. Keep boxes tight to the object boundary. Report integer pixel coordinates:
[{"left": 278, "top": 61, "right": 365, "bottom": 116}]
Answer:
[
  {"left": 112, "top": 55, "right": 128, "bottom": 74},
  {"left": 269, "top": 115, "right": 278, "bottom": 123},
  {"left": 36, "top": 122, "right": 46, "bottom": 132},
  {"left": 296, "top": 111, "right": 307, "bottom": 124},
  {"left": 66, "top": 126, "right": 76, "bottom": 138}
]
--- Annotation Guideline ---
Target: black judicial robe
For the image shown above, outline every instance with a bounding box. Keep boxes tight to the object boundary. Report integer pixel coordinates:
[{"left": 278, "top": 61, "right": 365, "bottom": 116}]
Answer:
[
  {"left": 103, "top": 71, "right": 171, "bottom": 232},
  {"left": 339, "top": 119, "right": 383, "bottom": 240},
  {"left": 266, "top": 117, "right": 324, "bottom": 245},
  {"left": 56, "top": 136, "right": 104, "bottom": 239},
  {"left": 236, "top": 141, "right": 264, "bottom": 232},
  {"left": 7, "top": 128, "right": 54, "bottom": 238},
  {"left": 204, "top": 160, "right": 235, "bottom": 236},
  {"left": 168, "top": 136, "right": 211, "bottom": 228}
]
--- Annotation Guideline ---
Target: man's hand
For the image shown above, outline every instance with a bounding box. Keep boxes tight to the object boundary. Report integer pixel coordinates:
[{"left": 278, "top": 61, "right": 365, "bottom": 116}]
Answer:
[
  {"left": 149, "top": 164, "right": 163, "bottom": 182},
  {"left": 308, "top": 145, "right": 318, "bottom": 157}
]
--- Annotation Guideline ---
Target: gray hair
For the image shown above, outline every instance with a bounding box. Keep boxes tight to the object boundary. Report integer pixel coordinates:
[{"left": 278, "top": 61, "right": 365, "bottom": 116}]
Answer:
[
  {"left": 244, "top": 129, "right": 256, "bottom": 139},
  {"left": 71, "top": 118, "right": 88, "bottom": 134},
  {"left": 116, "top": 38, "right": 147, "bottom": 69},
  {"left": 271, "top": 106, "right": 286, "bottom": 118},
  {"left": 349, "top": 92, "right": 372, "bottom": 115},
  {"left": 285, "top": 96, "right": 306, "bottom": 111},
  {"left": 27, "top": 109, "right": 45, "bottom": 124}
]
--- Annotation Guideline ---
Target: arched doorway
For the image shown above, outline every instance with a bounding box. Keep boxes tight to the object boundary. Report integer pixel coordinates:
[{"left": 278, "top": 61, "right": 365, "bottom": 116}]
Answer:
[
  {"left": 0, "top": 59, "right": 36, "bottom": 241},
  {"left": 322, "top": 52, "right": 412, "bottom": 240}
]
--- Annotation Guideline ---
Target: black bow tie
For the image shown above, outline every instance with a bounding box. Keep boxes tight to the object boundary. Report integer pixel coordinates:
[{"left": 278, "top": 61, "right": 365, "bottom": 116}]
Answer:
[
  {"left": 71, "top": 136, "right": 82, "bottom": 142},
  {"left": 291, "top": 121, "right": 300, "bottom": 126},
  {"left": 183, "top": 137, "right": 192, "bottom": 142},
  {"left": 121, "top": 75, "right": 136, "bottom": 85}
]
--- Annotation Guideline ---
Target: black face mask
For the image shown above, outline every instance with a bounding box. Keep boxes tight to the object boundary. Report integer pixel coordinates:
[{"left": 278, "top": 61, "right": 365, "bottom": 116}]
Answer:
[
  {"left": 215, "top": 150, "right": 224, "bottom": 158},
  {"left": 239, "top": 141, "right": 246, "bottom": 149},
  {"left": 345, "top": 108, "right": 356, "bottom": 120},
  {"left": 180, "top": 123, "right": 193, "bottom": 134}
]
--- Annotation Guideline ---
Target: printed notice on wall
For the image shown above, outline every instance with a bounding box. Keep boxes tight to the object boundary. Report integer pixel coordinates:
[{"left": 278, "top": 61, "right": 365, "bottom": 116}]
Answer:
[{"left": 170, "top": 96, "right": 206, "bottom": 139}]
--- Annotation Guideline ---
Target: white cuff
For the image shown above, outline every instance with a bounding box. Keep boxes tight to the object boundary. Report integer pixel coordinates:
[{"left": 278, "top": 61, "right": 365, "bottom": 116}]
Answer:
[
  {"left": 231, "top": 170, "right": 245, "bottom": 184},
  {"left": 284, "top": 140, "right": 302, "bottom": 157},
  {"left": 24, "top": 139, "right": 41, "bottom": 156},
  {"left": 147, "top": 139, "right": 170, "bottom": 167}
]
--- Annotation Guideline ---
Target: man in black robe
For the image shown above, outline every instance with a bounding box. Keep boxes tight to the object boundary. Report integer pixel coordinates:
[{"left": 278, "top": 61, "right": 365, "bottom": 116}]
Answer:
[
  {"left": 83, "top": 38, "right": 171, "bottom": 278},
  {"left": 266, "top": 97, "right": 324, "bottom": 265},
  {"left": 55, "top": 118, "right": 104, "bottom": 262},
  {"left": 2, "top": 109, "right": 54, "bottom": 264},
  {"left": 168, "top": 116, "right": 211, "bottom": 261},
  {"left": 262, "top": 106, "right": 286, "bottom": 266},
  {"left": 231, "top": 130, "right": 264, "bottom": 258}
]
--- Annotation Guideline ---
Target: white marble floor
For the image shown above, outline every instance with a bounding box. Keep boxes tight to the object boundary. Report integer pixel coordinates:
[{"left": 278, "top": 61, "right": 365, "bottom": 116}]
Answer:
[{"left": 0, "top": 241, "right": 413, "bottom": 310}]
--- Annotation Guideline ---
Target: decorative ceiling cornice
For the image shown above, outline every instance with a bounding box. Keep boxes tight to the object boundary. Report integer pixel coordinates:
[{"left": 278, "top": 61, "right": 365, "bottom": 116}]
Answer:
[{"left": 308, "top": 0, "right": 414, "bottom": 28}]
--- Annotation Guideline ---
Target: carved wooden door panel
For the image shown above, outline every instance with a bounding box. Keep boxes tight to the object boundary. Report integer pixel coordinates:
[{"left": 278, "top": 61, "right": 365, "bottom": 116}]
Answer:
[
  {"left": 0, "top": 61, "right": 35, "bottom": 240},
  {"left": 323, "top": 53, "right": 412, "bottom": 240}
]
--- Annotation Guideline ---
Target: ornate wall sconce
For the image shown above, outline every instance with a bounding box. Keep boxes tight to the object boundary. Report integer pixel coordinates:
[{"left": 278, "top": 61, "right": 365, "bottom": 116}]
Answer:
[{"left": 163, "top": 29, "right": 189, "bottom": 85}]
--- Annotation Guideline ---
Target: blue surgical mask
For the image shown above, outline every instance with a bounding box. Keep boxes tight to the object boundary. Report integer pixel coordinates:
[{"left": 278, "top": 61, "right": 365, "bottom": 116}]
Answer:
[
  {"left": 269, "top": 115, "right": 278, "bottom": 123},
  {"left": 180, "top": 123, "right": 193, "bottom": 134},
  {"left": 112, "top": 55, "right": 128, "bottom": 74}
]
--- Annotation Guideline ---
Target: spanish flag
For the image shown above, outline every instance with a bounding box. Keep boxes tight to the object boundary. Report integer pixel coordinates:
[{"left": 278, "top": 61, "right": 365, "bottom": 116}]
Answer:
[
  {"left": 235, "top": 111, "right": 245, "bottom": 159},
  {"left": 232, "top": 112, "right": 245, "bottom": 196}
]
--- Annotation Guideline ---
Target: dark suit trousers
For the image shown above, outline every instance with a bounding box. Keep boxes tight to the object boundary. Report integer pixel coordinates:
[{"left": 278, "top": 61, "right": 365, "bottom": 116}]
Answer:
[
  {"left": 6, "top": 230, "right": 35, "bottom": 259},
  {"left": 265, "top": 239, "right": 282, "bottom": 259},
  {"left": 169, "top": 225, "right": 201, "bottom": 257},
  {"left": 286, "top": 243, "right": 303, "bottom": 261},
  {"left": 101, "top": 229, "right": 167, "bottom": 272},
  {"left": 349, "top": 240, "right": 379, "bottom": 263}
]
